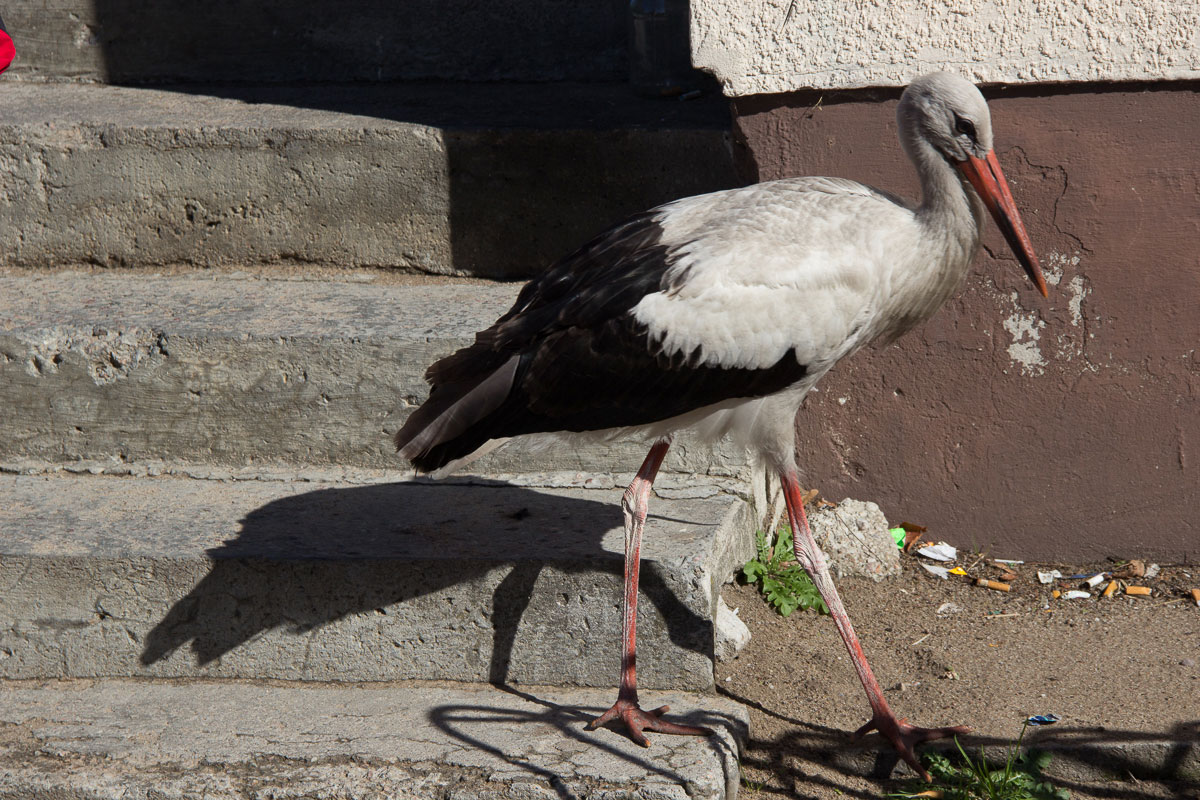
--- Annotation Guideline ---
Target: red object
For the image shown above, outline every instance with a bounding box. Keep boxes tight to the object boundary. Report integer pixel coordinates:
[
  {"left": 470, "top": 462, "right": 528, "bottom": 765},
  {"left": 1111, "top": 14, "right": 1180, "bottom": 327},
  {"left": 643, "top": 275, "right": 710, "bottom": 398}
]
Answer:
[{"left": 0, "top": 26, "right": 13, "bottom": 75}]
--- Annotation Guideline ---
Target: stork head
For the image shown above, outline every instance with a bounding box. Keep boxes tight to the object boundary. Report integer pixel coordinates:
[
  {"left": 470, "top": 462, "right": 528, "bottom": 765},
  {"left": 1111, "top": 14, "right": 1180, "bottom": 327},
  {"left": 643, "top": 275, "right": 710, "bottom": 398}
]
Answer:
[{"left": 898, "top": 72, "right": 1048, "bottom": 297}]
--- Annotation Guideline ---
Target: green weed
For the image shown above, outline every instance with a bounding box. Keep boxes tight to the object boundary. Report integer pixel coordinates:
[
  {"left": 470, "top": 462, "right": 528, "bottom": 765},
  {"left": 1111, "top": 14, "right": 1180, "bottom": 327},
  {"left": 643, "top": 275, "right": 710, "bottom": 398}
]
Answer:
[
  {"left": 890, "top": 720, "right": 1069, "bottom": 800},
  {"left": 742, "top": 525, "right": 829, "bottom": 616},
  {"left": 740, "top": 773, "right": 764, "bottom": 793}
]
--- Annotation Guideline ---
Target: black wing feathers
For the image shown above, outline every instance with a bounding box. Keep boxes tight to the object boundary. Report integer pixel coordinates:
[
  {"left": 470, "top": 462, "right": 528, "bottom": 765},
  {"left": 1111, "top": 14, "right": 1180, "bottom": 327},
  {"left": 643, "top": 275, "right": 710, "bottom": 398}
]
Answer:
[
  {"left": 421, "top": 211, "right": 665, "bottom": 388},
  {"left": 395, "top": 210, "right": 808, "bottom": 472}
]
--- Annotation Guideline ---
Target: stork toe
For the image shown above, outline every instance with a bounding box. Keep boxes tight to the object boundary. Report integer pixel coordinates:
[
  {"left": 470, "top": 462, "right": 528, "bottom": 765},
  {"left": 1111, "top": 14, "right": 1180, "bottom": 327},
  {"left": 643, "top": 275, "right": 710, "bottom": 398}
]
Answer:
[
  {"left": 585, "top": 699, "right": 712, "bottom": 747},
  {"left": 853, "top": 713, "right": 971, "bottom": 781}
]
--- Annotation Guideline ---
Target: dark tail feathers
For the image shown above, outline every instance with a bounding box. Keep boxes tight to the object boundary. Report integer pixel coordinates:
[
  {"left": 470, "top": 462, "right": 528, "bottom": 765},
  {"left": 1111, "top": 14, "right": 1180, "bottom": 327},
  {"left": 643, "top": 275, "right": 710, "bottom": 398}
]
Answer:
[{"left": 394, "top": 354, "right": 520, "bottom": 473}]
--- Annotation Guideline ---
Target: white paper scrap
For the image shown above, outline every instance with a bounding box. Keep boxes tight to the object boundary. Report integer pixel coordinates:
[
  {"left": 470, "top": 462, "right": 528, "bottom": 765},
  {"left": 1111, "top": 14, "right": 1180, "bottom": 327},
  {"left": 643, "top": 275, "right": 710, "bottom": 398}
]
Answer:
[
  {"left": 917, "top": 543, "right": 957, "bottom": 562},
  {"left": 921, "top": 563, "right": 950, "bottom": 580}
]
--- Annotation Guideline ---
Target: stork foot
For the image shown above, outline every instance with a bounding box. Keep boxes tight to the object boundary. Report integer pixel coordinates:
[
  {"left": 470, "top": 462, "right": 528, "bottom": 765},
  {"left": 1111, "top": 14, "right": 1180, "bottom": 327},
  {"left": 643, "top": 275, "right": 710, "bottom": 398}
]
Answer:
[
  {"left": 585, "top": 698, "right": 713, "bottom": 747},
  {"left": 854, "top": 713, "right": 971, "bottom": 781}
]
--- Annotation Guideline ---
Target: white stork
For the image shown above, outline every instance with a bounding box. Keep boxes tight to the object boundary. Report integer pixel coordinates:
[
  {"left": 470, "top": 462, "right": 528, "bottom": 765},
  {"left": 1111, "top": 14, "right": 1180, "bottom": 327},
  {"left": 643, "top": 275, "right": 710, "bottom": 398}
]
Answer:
[{"left": 394, "top": 72, "right": 1048, "bottom": 779}]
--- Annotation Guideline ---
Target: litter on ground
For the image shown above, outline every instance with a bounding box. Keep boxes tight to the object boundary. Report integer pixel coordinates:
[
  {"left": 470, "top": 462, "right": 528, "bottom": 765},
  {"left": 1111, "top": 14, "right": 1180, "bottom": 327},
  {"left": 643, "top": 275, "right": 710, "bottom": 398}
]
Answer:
[
  {"left": 917, "top": 542, "right": 957, "bottom": 562},
  {"left": 1026, "top": 713, "right": 1061, "bottom": 726},
  {"left": 921, "top": 563, "right": 950, "bottom": 579},
  {"left": 975, "top": 578, "right": 1011, "bottom": 592}
]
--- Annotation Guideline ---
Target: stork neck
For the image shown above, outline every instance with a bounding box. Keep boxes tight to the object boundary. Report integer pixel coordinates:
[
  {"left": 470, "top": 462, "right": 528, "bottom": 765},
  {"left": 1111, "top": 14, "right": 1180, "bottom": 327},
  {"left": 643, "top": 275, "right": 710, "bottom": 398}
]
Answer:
[
  {"left": 897, "top": 138, "right": 983, "bottom": 302},
  {"left": 911, "top": 138, "right": 984, "bottom": 241},
  {"left": 880, "top": 131, "right": 987, "bottom": 333}
]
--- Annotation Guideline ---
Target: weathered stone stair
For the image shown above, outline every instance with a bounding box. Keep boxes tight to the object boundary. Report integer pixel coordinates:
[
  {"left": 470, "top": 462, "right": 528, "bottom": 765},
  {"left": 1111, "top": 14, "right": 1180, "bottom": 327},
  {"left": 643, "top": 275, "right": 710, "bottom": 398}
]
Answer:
[{"left": 0, "top": 4, "right": 753, "bottom": 794}]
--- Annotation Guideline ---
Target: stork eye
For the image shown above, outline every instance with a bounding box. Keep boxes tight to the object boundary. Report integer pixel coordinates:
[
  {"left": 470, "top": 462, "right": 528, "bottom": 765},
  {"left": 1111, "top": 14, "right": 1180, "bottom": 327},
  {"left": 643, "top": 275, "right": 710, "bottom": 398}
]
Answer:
[{"left": 954, "top": 115, "right": 977, "bottom": 139}]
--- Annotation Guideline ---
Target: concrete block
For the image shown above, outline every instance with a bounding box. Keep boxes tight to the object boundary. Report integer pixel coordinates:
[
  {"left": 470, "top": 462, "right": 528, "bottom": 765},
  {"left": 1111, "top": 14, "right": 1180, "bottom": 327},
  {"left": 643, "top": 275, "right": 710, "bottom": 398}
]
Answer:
[
  {"left": 712, "top": 596, "right": 749, "bottom": 663},
  {"left": 2, "top": 0, "right": 627, "bottom": 83},
  {"left": 0, "top": 272, "right": 753, "bottom": 477},
  {"left": 0, "top": 472, "right": 757, "bottom": 689},
  {"left": 0, "top": 83, "right": 737, "bottom": 277},
  {"left": 755, "top": 477, "right": 901, "bottom": 580},
  {"left": 808, "top": 499, "right": 900, "bottom": 582},
  {"left": 0, "top": 679, "right": 749, "bottom": 799}
]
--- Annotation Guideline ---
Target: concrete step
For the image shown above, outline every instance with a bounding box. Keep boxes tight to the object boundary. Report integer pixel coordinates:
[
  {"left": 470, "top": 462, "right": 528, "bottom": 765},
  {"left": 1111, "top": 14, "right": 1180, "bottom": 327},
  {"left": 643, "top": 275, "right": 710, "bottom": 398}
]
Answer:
[
  {"left": 0, "top": 83, "right": 736, "bottom": 277},
  {"left": 0, "top": 471, "right": 756, "bottom": 690},
  {"left": 0, "top": 271, "right": 753, "bottom": 477},
  {"left": 0, "top": 678, "right": 747, "bottom": 800},
  {"left": 4, "top": 1, "right": 630, "bottom": 84}
]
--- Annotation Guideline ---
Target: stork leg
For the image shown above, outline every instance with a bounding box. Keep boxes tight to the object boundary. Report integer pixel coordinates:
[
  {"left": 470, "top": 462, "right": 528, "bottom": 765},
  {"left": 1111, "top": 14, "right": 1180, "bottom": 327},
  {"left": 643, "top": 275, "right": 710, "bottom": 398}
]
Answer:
[
  {"left": 586, "top": 439, "right": 713, "bottom": 746},
  {"left": 779, "top": 472, "right": 969, "bottom": 780}
]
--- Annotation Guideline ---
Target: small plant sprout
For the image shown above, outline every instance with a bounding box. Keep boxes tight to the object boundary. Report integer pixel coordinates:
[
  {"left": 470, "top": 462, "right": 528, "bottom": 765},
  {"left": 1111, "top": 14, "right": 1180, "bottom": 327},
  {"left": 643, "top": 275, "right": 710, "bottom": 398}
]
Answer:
[{"left": 742, "top": 525, "right": 829, "bottom": 617}]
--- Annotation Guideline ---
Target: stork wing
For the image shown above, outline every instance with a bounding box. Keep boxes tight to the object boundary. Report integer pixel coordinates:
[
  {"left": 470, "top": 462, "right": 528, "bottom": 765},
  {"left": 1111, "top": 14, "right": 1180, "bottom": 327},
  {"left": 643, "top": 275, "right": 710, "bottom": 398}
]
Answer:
[{"left": 398, "top": 179, "right": 897, "bottom": 470}]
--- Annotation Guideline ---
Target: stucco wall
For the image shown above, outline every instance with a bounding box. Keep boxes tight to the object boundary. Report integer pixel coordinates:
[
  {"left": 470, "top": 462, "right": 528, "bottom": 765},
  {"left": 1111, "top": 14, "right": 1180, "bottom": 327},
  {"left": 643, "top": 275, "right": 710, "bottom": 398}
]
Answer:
[{"left": 693, "top": 0, "right": 1200, "bottom": 95}]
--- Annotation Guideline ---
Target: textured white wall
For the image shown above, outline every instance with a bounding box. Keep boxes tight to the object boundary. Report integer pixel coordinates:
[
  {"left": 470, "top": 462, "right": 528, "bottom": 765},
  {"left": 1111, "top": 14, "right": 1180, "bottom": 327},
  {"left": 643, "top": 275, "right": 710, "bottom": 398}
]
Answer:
[{"left": 692, "top": 0, "right": 1199, "bottom": 96}]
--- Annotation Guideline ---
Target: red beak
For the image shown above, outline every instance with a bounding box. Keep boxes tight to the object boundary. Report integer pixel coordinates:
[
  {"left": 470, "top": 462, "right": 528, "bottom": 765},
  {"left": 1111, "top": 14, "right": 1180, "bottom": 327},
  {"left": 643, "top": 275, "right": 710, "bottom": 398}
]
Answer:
[{"left": 957, "top": 151, "right": 1048, "bottom": 297}]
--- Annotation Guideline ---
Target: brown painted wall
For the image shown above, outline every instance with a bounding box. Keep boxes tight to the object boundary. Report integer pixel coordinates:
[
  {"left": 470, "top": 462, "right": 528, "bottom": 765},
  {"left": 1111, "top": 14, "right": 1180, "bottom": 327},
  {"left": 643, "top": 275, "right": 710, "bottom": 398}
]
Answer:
[{"left": 733, "top": 84, "right": 1200, "bottom": 563}]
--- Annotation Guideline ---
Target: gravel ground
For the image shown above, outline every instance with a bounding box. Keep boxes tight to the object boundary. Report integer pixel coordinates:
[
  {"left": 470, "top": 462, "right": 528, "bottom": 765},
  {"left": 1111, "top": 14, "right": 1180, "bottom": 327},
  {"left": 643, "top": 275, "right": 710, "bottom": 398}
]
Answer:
[{"left": 716, "top": 554, "right": 1200, "bottom": 800}]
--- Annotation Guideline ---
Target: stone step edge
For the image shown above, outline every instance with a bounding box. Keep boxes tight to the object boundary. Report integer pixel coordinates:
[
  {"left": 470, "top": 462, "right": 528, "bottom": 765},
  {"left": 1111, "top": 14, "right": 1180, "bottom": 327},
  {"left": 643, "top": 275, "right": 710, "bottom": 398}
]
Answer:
[
  {"left": 0, "top": 677, "right": 749, "bottom": 800},
  {"left": 0, "top": 458, "right": 756, "bottom": 500},
  {"left": 0, "top": 469, "right": 762, "bottom": 688},
  {"left": 0, "top": 83, "right": 738, "bottom": 279}
]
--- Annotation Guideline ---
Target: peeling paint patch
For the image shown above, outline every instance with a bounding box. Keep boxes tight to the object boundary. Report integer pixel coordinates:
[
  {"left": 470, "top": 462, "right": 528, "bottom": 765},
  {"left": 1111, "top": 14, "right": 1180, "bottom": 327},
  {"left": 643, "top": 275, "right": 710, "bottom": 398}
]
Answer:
[
  {"left": 1002, "top": 292, "right": 1046, "bottom": 376},
  {"left": 1039, "top": 252, "right": 1094, "bottom": 365},
  {"left": 1041, "top": 250, "right": 1081, "bottom": 288},
  {"left": 1066, "top": 275, "right": 1090, "bottom": 328},
  {"left": 1054, "top": 273, "right": 1096, "bottom": 364}
]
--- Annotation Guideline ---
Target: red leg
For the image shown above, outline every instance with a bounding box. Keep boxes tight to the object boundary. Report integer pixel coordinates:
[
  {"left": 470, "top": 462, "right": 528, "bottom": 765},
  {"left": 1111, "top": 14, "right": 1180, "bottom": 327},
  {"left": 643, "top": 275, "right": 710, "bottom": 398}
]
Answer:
[
  {"left": 780, "top": 472, "right": 969, "bottom": 780},
  {"left": 585, "top": 439, "right": 712, "bottom": 746}
]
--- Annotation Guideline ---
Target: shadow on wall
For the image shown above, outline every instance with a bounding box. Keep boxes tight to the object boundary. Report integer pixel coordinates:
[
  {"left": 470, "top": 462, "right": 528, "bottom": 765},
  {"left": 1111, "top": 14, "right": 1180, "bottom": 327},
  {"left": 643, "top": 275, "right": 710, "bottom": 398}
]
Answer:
[
  {"left": 84, "top": 0, "right": 734, "bottom": 279},
  {"left": 90, "top": 0, "right": 629, "bottom": 83},
  {"left": 137, "top": 480, "right": 712, "bottom": 686}
]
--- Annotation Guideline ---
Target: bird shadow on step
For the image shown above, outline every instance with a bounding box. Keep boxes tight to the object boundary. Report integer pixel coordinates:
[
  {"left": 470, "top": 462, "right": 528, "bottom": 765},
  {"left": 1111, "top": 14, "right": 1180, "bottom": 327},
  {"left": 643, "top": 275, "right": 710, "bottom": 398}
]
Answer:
[
  {"left": 138, "top": 479, "right": 713, "bottom": 687},
  {"left": 425, "top": 683, "right": 744, "bottom": 800}
]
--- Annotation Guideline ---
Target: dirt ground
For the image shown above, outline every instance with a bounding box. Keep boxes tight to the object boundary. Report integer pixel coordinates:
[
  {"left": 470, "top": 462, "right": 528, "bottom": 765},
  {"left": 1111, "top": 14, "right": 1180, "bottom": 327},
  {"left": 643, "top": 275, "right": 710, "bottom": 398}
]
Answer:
[{"left": 717, "top": 553, "right": 1200, "bottom": 800}]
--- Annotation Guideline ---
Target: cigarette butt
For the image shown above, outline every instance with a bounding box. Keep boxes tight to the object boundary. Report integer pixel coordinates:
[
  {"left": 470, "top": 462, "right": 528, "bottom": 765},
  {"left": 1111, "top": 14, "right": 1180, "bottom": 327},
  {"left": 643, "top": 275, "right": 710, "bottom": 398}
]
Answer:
[
  {"left": 1052, "top": 589, "right": 1061, "bottom": 599},
  {"left": 976, "top": 578, "right": 1011, "bottom": 592},
  {"left": 1085, "top": 573, "right": 1107, "bottom": 588},
  {"left": 1125, "top": 585, "right": 1152, "bottom": 596},
  {"left": 1191, "top": 588, "right": 1200, "bottom": 607},
  {"left": 1102, "top": 580, "right": 1119, "bottom": 598}
]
